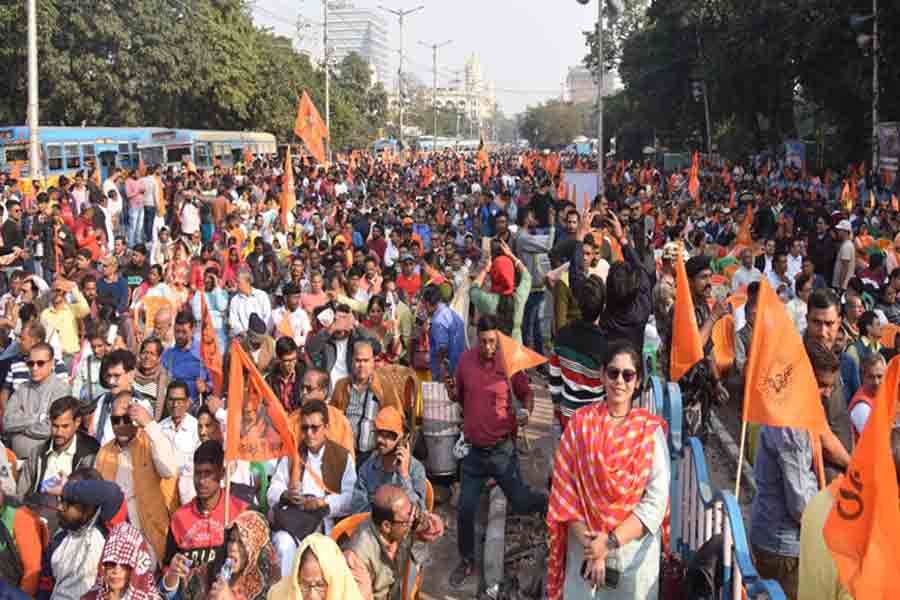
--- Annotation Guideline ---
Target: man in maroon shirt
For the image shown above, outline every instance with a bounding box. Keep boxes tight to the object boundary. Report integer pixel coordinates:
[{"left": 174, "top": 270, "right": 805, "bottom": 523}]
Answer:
[{"left": 446, "top": 315, "right": 548, "bottom": 588}]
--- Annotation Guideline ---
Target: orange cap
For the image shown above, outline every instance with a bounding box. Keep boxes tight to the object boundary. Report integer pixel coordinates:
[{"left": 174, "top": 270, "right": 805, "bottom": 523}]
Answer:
[{"left": 374, "top": 406, "right": 404, "bottom": 435}]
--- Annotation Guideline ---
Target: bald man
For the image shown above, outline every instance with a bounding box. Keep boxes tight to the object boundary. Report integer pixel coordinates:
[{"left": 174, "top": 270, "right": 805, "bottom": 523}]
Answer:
[{"left": 345, "top": 484, "right": 443, "bottom": 600}]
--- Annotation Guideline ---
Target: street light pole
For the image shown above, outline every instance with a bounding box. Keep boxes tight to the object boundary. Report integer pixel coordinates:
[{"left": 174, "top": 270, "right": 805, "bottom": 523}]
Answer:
[
  {"left": 323, "top": 0, "right": 331, "bottom": 162},
  {"left": 26, "top": 0, "right": 40, "bottom": 180},
  {"left": 596, "top": 0, "right": 604, "bottom": 200},
  {"left": 419, "top": 39, "right": 452, "bottom": 144},
  {"left": 872, "top": 0, "right": 879, "bottom": 174},
  {"left": 380, "top": 4, "right": 424, "bottom": 148}
]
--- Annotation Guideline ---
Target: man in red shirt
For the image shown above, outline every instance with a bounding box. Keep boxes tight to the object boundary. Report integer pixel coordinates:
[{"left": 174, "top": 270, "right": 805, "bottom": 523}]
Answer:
[
  {"left": 395, "top": 253, "right": 422, "bottom": 302},
  {"left": 161, "top": 440, "right": 248, "bottom": 598},
  {"left": 446, "top": 315, "right": 548, "bottom": 588}
]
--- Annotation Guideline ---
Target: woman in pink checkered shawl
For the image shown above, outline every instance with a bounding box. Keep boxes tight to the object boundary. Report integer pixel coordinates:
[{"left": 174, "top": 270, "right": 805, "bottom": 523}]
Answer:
[{"left": 81, "top": 522, "right": 160, "bottom": 600}]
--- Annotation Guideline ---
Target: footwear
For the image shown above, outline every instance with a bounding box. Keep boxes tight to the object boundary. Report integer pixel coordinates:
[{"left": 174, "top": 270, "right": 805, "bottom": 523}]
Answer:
[{"left": 449, "top": 559, "right": 474, "bottom": 588}]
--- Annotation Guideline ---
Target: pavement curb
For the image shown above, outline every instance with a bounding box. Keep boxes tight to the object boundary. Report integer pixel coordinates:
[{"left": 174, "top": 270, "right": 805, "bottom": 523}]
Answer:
[{"left": 710, "top": 408, "right": 758, "bottom": 498}]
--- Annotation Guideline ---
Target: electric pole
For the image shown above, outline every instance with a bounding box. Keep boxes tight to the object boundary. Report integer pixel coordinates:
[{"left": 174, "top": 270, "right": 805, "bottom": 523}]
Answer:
[
  {"left": 323, "top": 0, "right": 331, "bottom": 162},
  {"left": 872, "top": 0, "right": 879, "bottom": 174},
  {"left": 419, "top": 39, "right": 452, "bottom": 144},
  {"left": 380, "top": 4, "right": 424, "bottom": 148},
  {"left": 27, "top": 0, "right": 40, "bottom": 180}
]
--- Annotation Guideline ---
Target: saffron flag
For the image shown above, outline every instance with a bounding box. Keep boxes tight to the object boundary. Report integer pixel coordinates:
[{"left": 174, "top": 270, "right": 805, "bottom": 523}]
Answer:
[
  {"left": 823, "top": 356, "right": 900, "bottom": 599},
  {"left": 688, "top": 152, "right": 700, "bottom": 204},
  {"left": 277, "top": 313, "right": 294, "bottom": 340},
  {"left": 137, "top": 158, "right": 147, "bottom": 177},
  {"left": 293, "top": 91, "right": 327, "bottom": 164},
  {"left": 742, "top": 278, "right": 828, "bottom": 433},
  {"left": 225, "top": 340, "right": 297, "bottom": 463},
  {"left": 735, "top": 203, "right": 753, "bottom": 247},
  {"left": 9, "top": 163, "right": 20, "bottom": 180},
  {"left": 670, "top": 246, "right": 704, "bottom": 382},
  {"left": 497, "top": 331, "right": 547, "bottom": 378},
  {"left": 91, "top": 164, "right": 102, "bottom": 188},
  {"left": 280, "top": 146, "right": 295, "bottom": 228},
  {"left": 199, "top": 291, "right": 223, "bottom": 395}
]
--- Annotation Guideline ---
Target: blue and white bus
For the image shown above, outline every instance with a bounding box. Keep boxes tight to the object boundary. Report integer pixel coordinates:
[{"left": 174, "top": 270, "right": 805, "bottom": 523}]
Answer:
[
  {"left": 137, "top": 129, "right": 277, "bottom": 170},
  {"left": 0, "top": 126, "right": 158, "bottom": 188}
]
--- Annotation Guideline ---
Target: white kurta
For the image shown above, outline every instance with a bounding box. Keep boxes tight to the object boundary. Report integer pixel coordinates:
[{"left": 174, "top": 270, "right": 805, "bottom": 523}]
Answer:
[{"left": 562, "top": 428, "right": 670, "bottom": 599}]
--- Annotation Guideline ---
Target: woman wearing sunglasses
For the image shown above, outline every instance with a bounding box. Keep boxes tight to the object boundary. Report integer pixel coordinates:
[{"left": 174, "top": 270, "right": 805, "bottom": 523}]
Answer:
[
  {"left": 82, "top": 522, "right": 160, "bottom": 600},
  {"left": 546, "top": 340, "right": 670, "bottom": 599}
]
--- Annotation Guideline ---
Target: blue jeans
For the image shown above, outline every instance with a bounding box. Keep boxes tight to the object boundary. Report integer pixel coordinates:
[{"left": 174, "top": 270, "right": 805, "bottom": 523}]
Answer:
[
  {"left": 457, "top": 438, "right": 547, "bottom": 562},
  {"left": 143, "top": 205, "right": 156, "bottom": 243},
  {"left": 128, "top": 206, "right": 144, "bottom": 246},
  {"left": 522, "top": 290, "right": 545, "bottom": 356}
]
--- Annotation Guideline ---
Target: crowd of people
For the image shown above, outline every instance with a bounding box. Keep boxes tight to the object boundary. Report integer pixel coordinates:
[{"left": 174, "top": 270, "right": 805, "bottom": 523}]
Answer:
[{"left": 0, "top": 148, "right": 894, "bottom": 600}]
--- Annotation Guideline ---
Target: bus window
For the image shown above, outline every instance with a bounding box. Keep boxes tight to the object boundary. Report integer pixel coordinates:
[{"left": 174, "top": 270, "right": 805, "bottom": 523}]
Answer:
[
  {"left": 65, "top": 144, "right": 81, "bottom": 169},
  {"left": 83, "top": 144, "right": 96, "bottom": 169},
  {"left": 4, "top": 147, "right": 27, "bottom": 164},
  {"left": 195, "top": 144, "right": 209, "bottom": 167},
  {"left": 166, "top": 145, "right": 192, "bottom": 165},
  {"left": 47, "top": 145, "right": 63, "bottom": 171},
  {"left": 118, "top": 143, "right": 132, "bottom": 168}
]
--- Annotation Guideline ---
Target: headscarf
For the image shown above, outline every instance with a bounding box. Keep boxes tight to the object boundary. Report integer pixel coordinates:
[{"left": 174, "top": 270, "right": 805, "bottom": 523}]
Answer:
[
  {"left": 489, "top": 255, "right": 514, "bottom": 295},
  {"left": 222, "top": 245, "right": 246, "bottom": 288},
  {"left": 188, "top": 511, "right": 279, "bottom": 600},
  {"left": 266, "top": 533, "right": 363, "bottom": 600},
  {"left": 82, "top": 522, "right": 160, "bottom": 600}
]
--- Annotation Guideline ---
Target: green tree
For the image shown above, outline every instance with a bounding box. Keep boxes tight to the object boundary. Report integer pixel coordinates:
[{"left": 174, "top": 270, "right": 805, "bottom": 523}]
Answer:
[{"left": 520, "top": 100, "right": 587, "bottom": 148}]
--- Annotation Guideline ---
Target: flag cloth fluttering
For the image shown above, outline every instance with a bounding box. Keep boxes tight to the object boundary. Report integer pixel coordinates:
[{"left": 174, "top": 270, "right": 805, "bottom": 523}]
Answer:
[
  {"left": 280, "top": 146, "right": 295, "bottom": 227},
  {"left": 497, "top": 331, "right": 547, "bottom": 378},
  {"left": 670, "top": 247, "right": 703, "bottom": 382},
  {"left": 688, "top": 152, "right": 700, "bottom": 204},
  {"left": 199, "top": 292, "right": 223, "bottom": 395},
  {"left": 823, "top": 356, "right": 900, "bottom": 599},
  {"left": 293, "top": 91, "right": 328, "bottom": 164},
  {"left": 225, "top": 340, "right": 297, "bottom": 464},
  {"left": 742, "top": 278, "right": 828, "bottom": 433}
]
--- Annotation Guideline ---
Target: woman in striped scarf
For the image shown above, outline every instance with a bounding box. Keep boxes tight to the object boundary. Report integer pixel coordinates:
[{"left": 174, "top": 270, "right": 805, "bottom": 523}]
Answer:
[{"left": 546, "top": 340, "right": 670, "bottom": 599}]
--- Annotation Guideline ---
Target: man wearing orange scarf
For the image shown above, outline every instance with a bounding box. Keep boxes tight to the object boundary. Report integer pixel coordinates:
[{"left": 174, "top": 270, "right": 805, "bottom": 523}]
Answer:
[{"left": 95, "top": 391, "right": 179, "bottom": 565}]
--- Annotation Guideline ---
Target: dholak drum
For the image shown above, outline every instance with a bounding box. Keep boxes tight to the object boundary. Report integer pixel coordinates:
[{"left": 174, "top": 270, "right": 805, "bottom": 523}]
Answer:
[
  {"left": 422, "top": 382, "right": 462, "bottom": 476},
  {"left": 377, "top": 365, "right": 418, "bottom": 442}
]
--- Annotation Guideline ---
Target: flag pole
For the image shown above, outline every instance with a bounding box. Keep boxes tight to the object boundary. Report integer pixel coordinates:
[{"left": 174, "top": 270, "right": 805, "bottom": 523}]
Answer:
[
  {"left": 734, "top": 419, "right": 748, "bottom": 499},
  {"left": 225, "top": 461, "right": 232, "bottom": 525}
]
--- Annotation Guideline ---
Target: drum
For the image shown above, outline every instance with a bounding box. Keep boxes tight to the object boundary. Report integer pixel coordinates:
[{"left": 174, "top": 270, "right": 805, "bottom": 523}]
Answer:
[{"left": 422, "top": 382, "right": 462, "bottom": 476}]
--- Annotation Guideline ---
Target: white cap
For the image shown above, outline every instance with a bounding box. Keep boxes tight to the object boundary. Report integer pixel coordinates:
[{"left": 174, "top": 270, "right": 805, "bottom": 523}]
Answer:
[{"left": 835, "top": 219, "right": 853, "bottom": 233}]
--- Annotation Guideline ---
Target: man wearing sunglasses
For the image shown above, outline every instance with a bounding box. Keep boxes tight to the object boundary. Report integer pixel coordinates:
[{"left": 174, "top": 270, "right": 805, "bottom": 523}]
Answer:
[
  {"left": 268, "top": 400, "right": 356, "bottom": 577},
  {"left": 94, "top": 391, "right": 179, "bottom": 567},
  {"left": 3, "top": 342, "right": 71, "bottom": 459}
]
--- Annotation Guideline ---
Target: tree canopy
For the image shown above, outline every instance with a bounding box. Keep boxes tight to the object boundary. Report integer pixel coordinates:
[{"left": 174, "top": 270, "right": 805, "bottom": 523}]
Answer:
[
  {"left": 0, "top": 0, "right": 387, "bottom": 149},
  {"left": 584, "top": 0, "right": 900, "bottom": 166}
]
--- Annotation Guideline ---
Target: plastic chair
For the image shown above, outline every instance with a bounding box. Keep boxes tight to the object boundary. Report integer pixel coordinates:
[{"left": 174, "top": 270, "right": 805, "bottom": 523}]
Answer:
[
  {"left": 425, "top": 479, "right": 434, "bottom": 512},
  {"left": 330, "top": 512, "right": 369, "bottom": 545}
]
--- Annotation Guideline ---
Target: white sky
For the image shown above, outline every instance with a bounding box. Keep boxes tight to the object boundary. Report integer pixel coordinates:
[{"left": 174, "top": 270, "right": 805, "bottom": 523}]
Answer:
[{"left": 251, "top": 0, "right": 598, "bottom": 115}]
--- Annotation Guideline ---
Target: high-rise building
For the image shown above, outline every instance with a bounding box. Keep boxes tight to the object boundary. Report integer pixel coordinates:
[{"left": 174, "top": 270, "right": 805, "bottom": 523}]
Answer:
[
  {"left": 566, "top": 65, "right": 619, "bottom": 105},
  {"left": 327, "top": 0, "right": 390, "bottom": 85}
]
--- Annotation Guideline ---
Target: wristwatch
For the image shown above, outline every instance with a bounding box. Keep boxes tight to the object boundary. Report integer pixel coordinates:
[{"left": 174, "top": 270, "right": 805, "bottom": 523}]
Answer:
[{"left": 607, "top": 531, "right": 620, "bottom": 551}]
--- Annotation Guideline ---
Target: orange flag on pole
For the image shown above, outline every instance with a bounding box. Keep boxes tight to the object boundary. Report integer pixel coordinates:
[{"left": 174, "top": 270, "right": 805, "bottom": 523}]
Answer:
[
  {"left": 276, "top": 313, "right": 294, "bottom": 340},
  {"left": 280, "top": 147, "right": 295, "bottom": 227},
  {"left": 670, "top": 246, "right": 704, "bottom": 382},
  {"left": 199, "top": 291, "right": 223, "bottom": 395},
  {"left": 742, "top": 278, "right": 828, "bottom": 433},
  {"left": 824, "top": 356, "right": 900, "bottom": 599},
  {"left": 735, "top": 203, "right": 753, "bottom": 247},
  {"left": 688, "top": 152, "right": 700, "bottom": 204},
  {"left": 892, "top": 193, "right": 899, "bottom": 212},
  {"left": 497, "top": 331, "right": 547, "bottom": 378},
  {"left": 225, "top": 340, "right": 297, "bottom": 464},
  {"left": 293, "top": 91, "right": 327, "bottom": 164}
]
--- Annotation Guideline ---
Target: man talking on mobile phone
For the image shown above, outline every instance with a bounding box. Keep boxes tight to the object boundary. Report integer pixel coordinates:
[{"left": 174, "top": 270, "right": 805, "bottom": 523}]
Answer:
[{"left": 349, "top": 406, "right": 428, "bottom": 515}]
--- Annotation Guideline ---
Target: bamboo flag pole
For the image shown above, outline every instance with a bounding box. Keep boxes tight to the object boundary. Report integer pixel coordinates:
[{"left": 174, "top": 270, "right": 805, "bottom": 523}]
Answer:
[
  {"left": 224, "top": 462, "right": 232, "bottom": 525},
  {"left": 734, "top": 419, "right": 749, "bottom": 499}
]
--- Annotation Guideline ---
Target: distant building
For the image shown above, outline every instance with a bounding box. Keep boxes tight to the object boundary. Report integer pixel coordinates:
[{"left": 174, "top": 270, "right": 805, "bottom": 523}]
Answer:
[
  {"left": 432, "top": 55, "right": 496, "bottom": 124},
  {"left": 327, "top": 0, "right": 390, "bottom": 85},
  {"left": 566, "top": 65, "right": 619, "bottom": 104}
]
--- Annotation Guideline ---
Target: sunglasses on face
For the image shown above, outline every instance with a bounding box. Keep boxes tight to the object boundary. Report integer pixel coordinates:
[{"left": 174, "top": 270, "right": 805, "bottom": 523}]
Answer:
[
  {"left": 605, "top": 367, "right": 638, "bottom": 383},
  {"left": 110, "top": 415, "right": 133, "bottom": 427},
  {"left": 26, "top": 359, "right": 49, "bottom": 368},
  {"left": 301, "top": 424, "right": 323, "bottom": 433}
]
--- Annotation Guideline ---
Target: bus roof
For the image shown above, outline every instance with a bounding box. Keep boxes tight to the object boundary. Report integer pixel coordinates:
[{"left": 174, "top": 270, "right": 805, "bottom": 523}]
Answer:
[
  {"left": 0, "top": 126, "right": 162, "bottom": 144},
  {"left": 140, "top": 129, "right": 276, "bottom": 147}
]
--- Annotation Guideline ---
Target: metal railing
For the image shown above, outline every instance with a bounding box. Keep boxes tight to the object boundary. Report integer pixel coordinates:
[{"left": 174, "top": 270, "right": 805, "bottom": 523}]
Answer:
[{"left": 651, "top": 377, "right": 787, "bottom": 600}]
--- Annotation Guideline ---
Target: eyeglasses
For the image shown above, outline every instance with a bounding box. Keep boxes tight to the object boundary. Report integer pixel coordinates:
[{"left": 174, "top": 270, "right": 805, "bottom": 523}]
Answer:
[
  {"left": 110, "top": 415, "right": 133, "bottom": 426},
  {"left": 299, "top": 581, "right": 327, "bottom": 594},
  {"left": 301, "top": 424, "right": 323, "bottom": 433},
  {"left": 605, "top": 367, "right": 638, "bottom": 383},
  {"left": 26, "top": 359, "right": 49, "bottom": 368}
]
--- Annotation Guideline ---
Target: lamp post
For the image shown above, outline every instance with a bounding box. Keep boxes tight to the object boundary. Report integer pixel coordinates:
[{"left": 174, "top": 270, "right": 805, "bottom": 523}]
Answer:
[
  {"left": 380, "top": 4, "right": 424, "bottom": 148},
  {"left": 419, "top": 39, "right": 452, "bottom": 144},
  {"left": 27, "top": 0, "right": 40, "bottom": 180},
  {"left": 851, "top": 1, "right": 880, "bottom": 174}
]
